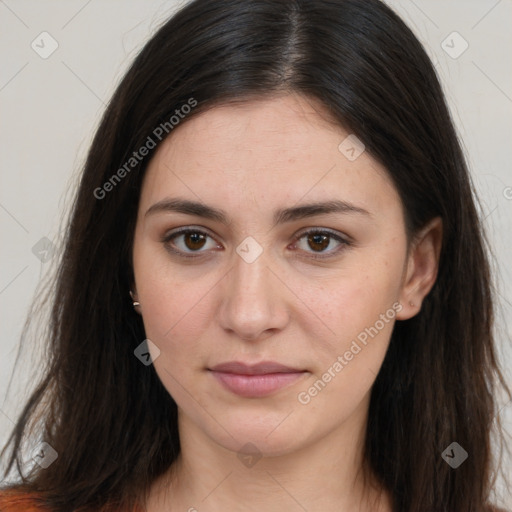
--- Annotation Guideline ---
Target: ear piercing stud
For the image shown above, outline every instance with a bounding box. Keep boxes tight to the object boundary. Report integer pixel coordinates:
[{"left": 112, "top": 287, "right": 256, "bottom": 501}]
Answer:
[{"left": 129, "top": 290, "right": 140, "bottom": 308}]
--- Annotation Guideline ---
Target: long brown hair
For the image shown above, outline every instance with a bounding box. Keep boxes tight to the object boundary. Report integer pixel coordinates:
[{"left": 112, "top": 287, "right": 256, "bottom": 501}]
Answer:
[{"left": 1, "top": 0, "right": 510, "bottom": 510}]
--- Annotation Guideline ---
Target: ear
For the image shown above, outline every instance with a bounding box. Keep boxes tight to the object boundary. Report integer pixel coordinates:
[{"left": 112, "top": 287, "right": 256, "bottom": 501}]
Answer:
[{"left": 395, "top": 216, "right": 443, "bottom": 320}]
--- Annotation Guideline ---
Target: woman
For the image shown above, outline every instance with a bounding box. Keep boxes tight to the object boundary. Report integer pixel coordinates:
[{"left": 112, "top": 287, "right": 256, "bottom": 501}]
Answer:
[{"left": 0, "top": 0, "right": 509, "bottom": 510}]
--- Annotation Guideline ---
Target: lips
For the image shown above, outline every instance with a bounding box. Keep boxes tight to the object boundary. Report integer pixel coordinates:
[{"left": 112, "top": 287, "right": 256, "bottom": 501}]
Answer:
[
  {"left": 209, "top": 361, "right": 307, "bottom": 397},
  {"left": 210, "top": 361, "right": 303, "bottom": 375}
]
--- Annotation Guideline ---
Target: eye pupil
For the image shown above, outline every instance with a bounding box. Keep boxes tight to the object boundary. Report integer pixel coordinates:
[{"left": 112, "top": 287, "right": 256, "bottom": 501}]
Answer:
[
  {"left": 185, "top": 232, "right": 206, "bottom": 250},
  {"left": 308, "top": 233, "right": 329, "bottom": 252}
]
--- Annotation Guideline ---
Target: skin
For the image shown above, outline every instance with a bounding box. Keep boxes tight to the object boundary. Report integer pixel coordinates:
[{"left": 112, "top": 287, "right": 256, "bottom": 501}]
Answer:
[{"left": 131, "top": 92, "right": 442, "bottom": 511}]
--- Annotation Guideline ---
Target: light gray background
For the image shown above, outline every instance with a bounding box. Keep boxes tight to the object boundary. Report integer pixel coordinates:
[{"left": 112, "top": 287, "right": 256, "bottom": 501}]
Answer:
[{"left": 1, "top": 0, "right": 511, "bottom": 505}]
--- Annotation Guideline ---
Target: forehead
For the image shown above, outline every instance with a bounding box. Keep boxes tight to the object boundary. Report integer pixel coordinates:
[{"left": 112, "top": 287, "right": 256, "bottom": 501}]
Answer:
[
  {"left": 139, "top": 94, "right": 400, "bottom": 221},
  {"left": 155, "top": 93, "right": 346, "bottom": 166}
]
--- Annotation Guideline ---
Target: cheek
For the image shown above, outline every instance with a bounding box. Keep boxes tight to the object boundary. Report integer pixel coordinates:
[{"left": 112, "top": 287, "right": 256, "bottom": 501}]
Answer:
[
  {"left": 314, "top": 287, "right": 398, "bottom": 377},
  {"left": 139, "top": 276, "right": 214, "bottom": 350},
  {"left": 296, "top": 281, "right": 399, "bottom": 417},
  {"left": 301, "top": 251, "right": 404, "bottom": 382},
  {"left": 132, "top": 243, "right": 217, "bottom": 358},
  {"left": 137, "top": 272, "right": 214, "bottom": 401},
  {"left": 307, "top": 255, "right": 403, "bottom": 337}
]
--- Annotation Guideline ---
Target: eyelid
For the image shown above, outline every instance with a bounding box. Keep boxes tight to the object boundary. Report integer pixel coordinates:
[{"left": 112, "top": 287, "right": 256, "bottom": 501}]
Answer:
[
  {"left": 162, "top": 225, "right": 217, "bottom": 241},
  {"left": 292, "top": 226, "right": 350, "bottom": 242}
]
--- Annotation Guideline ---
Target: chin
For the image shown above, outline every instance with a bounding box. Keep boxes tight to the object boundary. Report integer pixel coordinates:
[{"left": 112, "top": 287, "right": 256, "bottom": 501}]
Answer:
[{"left": 205, "top": 408, "right": 311, "bottom": 457}]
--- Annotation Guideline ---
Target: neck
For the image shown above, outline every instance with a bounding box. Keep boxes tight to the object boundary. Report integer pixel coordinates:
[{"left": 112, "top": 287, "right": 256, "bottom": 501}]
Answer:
[{"left": 146, "top": 399, "right": 391, "bottom": 512}]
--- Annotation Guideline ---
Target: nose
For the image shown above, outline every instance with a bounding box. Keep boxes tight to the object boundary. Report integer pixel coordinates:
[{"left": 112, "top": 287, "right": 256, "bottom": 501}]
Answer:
[{"left": 217, "top": 246, "right": 290, "bottom": 341}]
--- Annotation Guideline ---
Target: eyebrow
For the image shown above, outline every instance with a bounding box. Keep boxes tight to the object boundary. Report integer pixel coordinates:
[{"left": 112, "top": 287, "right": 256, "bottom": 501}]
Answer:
[{"left": 145, "top": 197, "right": 372, "bottom": 225}]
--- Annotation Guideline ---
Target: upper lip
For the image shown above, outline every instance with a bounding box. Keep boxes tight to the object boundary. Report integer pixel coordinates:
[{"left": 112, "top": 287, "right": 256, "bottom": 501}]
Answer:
[{"left": 210, "top": 361, "right": 304, "bottom": 375}]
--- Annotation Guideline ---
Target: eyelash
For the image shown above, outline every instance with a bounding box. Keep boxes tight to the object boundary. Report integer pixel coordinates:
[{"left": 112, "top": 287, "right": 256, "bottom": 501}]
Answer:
[{"left": 161, "top": 227, "right": 351, "bottom": 261}]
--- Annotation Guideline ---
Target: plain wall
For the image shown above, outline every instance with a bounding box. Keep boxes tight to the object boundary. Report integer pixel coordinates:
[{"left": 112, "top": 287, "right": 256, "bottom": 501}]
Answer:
[{"left": 1, "top": 0, "right": 511, "bottom": 504}]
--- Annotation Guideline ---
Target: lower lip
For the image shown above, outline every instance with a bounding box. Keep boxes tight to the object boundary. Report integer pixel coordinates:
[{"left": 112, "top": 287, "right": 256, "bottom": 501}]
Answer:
[{"left": 210, "top": 371, "right": 307, "bottom": 398}]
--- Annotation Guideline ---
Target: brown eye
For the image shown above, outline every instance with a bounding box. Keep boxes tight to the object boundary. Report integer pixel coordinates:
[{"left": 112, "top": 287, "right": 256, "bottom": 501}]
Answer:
[
  {"left": 183, "top": 232, "right": 207, "bottom": 251},
  {"left": 162, "top": 228, "right": 220, "bottom": 258},
  {"left": 307, "top": 233, "right": 330, "bottom": 252},
  {"left": 293, "top": 229, "right": 349, "bottom": 259}
]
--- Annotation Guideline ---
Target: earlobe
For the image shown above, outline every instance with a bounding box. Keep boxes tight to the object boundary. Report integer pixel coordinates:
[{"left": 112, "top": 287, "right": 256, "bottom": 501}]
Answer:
[
  {"left": 129, "top": 289, "right": 142, "bottom": 315},
  {"left": 396, "top": 216, "right": 443, "bottom": 320}
]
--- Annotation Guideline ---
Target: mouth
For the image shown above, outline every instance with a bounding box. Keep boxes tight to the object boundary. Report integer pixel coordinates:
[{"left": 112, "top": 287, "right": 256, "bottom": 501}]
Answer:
[{"left": 208, "top": 361, "right": 308, "bottom": 398}]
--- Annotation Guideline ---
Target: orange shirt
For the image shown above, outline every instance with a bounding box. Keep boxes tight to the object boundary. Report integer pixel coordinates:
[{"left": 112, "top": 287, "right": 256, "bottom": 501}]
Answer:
[{"left": 0, "top": 490, "right": 144, "bottom": 511}]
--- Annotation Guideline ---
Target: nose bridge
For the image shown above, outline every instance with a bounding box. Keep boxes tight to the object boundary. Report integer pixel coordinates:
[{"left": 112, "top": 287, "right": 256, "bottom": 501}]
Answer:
[
  {"left": 218, "top": 240, "right": 288, "bottom": 339},
  {"left": 233, "top": 244, "right": 269, "bottom": 296}
]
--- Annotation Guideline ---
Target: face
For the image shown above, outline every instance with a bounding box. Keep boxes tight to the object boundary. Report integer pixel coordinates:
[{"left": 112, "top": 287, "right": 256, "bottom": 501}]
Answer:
[{"left": 132, "top": 93, "right": 419, "bottom": 458}]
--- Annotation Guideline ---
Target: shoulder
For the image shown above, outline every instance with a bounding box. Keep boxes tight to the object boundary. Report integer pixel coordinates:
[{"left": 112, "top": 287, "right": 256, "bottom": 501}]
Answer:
[
  {"left": 0, "top": 489, "right": 145, "bottom": 512},
  {"left": 0, "top": 489, "right": 52, "bottom": 511}
]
